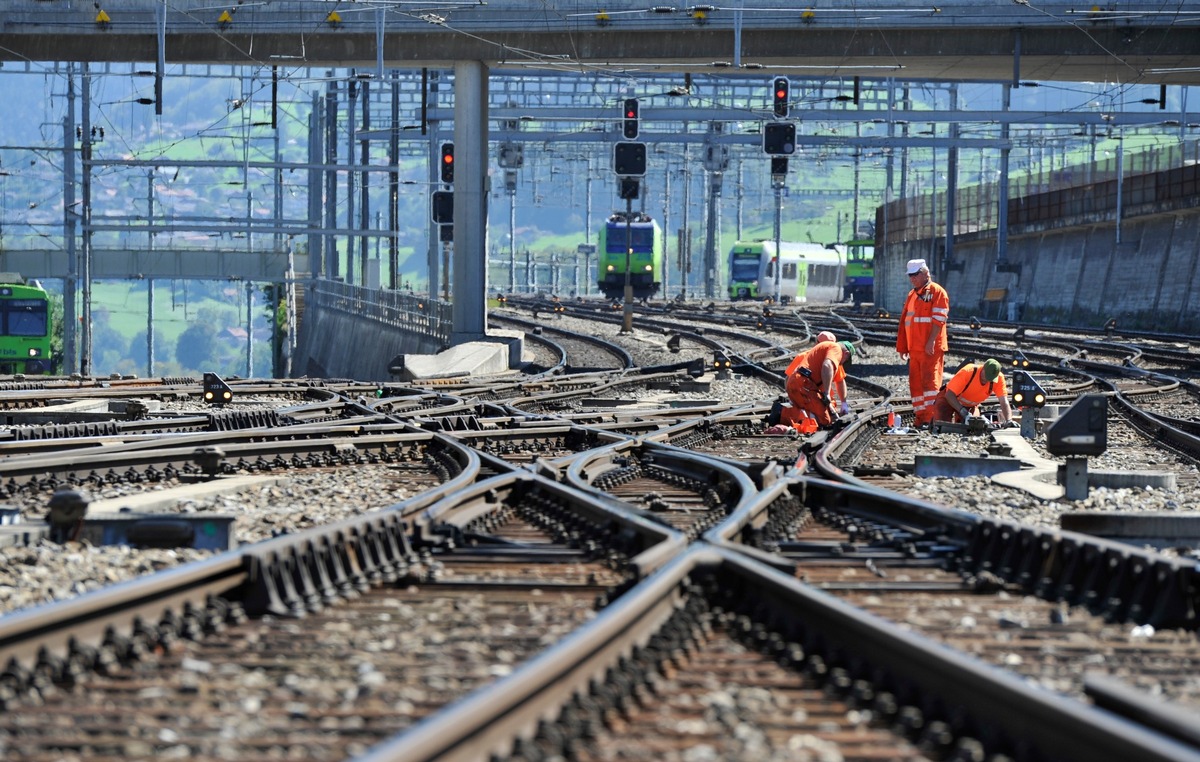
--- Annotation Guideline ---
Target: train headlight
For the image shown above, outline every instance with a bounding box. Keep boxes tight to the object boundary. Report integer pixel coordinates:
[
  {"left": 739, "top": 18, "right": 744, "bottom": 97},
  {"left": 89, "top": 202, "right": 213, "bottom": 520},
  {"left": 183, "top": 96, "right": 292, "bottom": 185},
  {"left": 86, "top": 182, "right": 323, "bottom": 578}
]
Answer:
[
  {"left": 643, "top": 265, "right": 652, "bottom": 271},
  {"left": 606, "top": 265, "right": 615, "bottom": 272},
  {"left": 27, "top": 347, "right": 40, "bottom": 357}
]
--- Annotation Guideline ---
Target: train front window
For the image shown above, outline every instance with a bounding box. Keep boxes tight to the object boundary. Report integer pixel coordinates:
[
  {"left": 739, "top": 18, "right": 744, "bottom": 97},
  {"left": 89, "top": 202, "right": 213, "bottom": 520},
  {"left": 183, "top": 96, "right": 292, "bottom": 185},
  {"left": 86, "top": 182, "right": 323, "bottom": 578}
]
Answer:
[
  {"left": 4, "top": 300, "right": 48, "bottom": 337},
  {"left": 730, "top": 256, "right": 760, "bottom": 281},
  {"left": 628, "top": 226, "right": 655, "bottom": 250},
  {"left": 605, "top": 226, "right": 655, "bottom": 254},
  {"left": 847, "top": 244, "right": 874, "bottom": 263}
]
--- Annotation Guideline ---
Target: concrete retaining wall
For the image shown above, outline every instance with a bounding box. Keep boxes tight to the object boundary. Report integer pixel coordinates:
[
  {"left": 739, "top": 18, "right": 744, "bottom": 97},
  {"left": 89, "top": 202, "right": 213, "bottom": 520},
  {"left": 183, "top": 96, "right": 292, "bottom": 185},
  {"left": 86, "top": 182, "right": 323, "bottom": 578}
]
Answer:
[
  {"left": 294, "top": 307, "right": 445, "bottom": 382},
  {"left": 882, "top": 212, "right": 1200, "bottom": 332}
]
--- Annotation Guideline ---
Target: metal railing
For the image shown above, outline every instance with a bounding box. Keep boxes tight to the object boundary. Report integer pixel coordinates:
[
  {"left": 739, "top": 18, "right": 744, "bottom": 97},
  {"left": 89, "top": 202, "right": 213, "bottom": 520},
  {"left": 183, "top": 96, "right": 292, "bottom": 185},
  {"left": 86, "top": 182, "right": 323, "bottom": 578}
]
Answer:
[
  {"left": 883, "top": 138, "right": 1200, "bottom": 243},
  {"left": 308, "top": 279, "right": 452, "bottom": 347}
]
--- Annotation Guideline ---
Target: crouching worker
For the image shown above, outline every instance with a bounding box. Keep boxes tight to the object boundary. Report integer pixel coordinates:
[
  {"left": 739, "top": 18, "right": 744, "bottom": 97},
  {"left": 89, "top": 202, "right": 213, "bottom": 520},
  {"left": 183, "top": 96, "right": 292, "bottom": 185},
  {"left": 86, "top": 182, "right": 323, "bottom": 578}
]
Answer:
[
  {"left": 930, "top": 358, "right": 1015, "bottom": 426},
  {"left": 785, "top": 340, "right": 855, "bottom": 428}
]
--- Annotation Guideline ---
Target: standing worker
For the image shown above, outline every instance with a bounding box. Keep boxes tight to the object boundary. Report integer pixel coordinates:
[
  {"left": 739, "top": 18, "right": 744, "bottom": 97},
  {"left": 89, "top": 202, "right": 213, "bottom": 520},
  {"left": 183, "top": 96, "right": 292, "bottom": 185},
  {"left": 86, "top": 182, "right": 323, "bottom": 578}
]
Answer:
[
  {"left": 896, "top": 258, "right": 949, "bottom": 426},
  {"left": 785, "top": 340, "right": 855, "bottom": 428},
  {"left": 930, "top": 358, "right": 1015, "bottom": 427}
]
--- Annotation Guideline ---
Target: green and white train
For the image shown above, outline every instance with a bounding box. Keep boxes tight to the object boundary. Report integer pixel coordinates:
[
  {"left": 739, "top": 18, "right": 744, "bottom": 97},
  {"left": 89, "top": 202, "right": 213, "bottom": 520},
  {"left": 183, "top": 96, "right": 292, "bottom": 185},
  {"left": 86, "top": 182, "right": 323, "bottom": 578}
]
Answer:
[{"left": 726, "top": 241, "right": 842, "bottom": 303}]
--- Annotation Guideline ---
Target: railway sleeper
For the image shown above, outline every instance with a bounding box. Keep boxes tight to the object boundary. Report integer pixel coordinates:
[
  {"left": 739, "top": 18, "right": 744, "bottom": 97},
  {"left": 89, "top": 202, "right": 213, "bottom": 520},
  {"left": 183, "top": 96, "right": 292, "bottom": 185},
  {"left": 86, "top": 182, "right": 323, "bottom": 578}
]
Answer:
[
  {"left": 794, "top": 496, "right": 1200, "bottom": 629},
  {"left": 965, "top": 518, "right": 1200, "bottom": 628},
  {"left": 756, "top": 485, "right": 1200, "bottom": 630},
  {"left": 0, "top": 596, "right": 240, "bottom": 709},
  {"left": 513, "top": 572, "right": 1013, "bottom": 762},
  {"left": 240, "top": 516, "right": 417, "bottom": 618}
]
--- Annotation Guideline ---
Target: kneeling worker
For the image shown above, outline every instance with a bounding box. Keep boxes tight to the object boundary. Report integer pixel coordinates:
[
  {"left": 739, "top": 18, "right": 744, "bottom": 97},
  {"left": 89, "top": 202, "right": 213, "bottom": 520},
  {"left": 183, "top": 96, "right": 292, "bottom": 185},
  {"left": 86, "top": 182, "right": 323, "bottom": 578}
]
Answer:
[
  {"left": 931, "top": 358, "right": 1015, "bottom": 426},
  {"left": 785, "top": 340, "right": 855, "bottom": 428}
]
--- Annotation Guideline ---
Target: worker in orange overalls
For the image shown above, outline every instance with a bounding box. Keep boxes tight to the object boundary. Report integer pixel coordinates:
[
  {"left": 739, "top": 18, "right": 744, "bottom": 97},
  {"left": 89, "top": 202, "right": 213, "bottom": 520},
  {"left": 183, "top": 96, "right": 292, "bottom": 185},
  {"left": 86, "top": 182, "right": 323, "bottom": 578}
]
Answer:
[
  {"left": 896, "top": 258, "right": 949, "bottom": 426},
  {"left": 785, "top": 340, "right": 854, "bottom": 428},
  {"left": 931, "top": 358, "right": 1015, "bottom": 426},
  {"left": 785, "top": 331, "right": 836, "bottom": 376}
]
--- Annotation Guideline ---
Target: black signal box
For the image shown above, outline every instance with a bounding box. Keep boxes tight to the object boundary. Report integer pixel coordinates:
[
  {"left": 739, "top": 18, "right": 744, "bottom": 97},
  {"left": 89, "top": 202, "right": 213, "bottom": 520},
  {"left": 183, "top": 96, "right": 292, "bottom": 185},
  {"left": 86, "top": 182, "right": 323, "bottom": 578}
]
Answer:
[
  {"left": 763, "top": 123, "right": 796, "bottom": 155},
  {"left": 619, "top": 177, "right": 640, "bottom": 199},
  {"left": 439, "top": 143, "right": 454, "bottom": 184},
  {"left": 1045, "top": 394, "right": 1108, "bottom": 457},
  {"left": 622, "top": 98, "right": 640, "bottom": 140},
  {"left": 202, "top": 372, "right": 233, "bottom": 405},
  {"left": 613, "top": 142, "right": 647, "bottom": 176},
  {"left": 1010, "top": 370, "right": 1047, "bottom": 409},
  {"left": 772, "top": 77, "right": 790, "bottom": 118},
  {"left": 431, "top": 191, "right": 453, "bottom": 224}
]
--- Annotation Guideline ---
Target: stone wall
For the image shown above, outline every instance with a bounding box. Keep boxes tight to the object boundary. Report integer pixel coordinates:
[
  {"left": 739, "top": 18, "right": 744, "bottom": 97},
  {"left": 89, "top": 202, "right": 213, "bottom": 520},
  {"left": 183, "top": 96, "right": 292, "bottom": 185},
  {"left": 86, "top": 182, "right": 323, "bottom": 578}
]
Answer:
[{"left": 881, "top": 209, "right": 1200, "bottom": 333}]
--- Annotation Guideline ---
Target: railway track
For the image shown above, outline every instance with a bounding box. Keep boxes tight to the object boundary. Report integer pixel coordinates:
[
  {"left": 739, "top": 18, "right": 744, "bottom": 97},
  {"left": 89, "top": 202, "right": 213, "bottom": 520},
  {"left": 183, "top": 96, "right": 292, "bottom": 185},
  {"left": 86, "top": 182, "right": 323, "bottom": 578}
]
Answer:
[{"left": 2, "top": 306, "right": 1200, "bottom": 760}]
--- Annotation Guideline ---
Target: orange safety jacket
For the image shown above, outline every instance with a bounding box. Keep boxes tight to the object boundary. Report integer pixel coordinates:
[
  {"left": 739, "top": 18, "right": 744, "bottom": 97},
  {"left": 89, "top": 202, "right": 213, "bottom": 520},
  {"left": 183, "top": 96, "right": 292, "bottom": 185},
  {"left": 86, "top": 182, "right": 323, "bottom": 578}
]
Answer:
[
  {"left": 786, "top": 347, "right": 846, "bottom": 384},
  {"left": 788, "top": 341, "right": 850, "bottom": 390},
  {"left": 896, "top": 280, "right": 950, "bottom": 355},
  {"left": 945, "top": 363, "right": 1007, "bottom": 407}
]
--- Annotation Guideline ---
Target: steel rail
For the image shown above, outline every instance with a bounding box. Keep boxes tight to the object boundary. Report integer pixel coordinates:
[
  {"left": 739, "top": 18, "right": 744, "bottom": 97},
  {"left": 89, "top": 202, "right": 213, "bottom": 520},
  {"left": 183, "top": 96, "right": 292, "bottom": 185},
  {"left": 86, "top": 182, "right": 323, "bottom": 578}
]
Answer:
[
  {"left": 0, "top": 484, "right": 466, "bottom": 686},
  {"left": 808, "top": 421, "right": 1200, "bottom": 628},
  {"left": 357, "top": 544, "right": 1200, "bottom": 762},
  {"left": 411, "top": 470, "right": 687, "bottom": 581},
  {"left": 0, "top": 427, "right": 480, "bottom": 506},
  {"left": 562, "top": 438, "right": 761, "bottom": 542},
  {"left": 491, "top": 311, "right": 636, "bottom": 371}
]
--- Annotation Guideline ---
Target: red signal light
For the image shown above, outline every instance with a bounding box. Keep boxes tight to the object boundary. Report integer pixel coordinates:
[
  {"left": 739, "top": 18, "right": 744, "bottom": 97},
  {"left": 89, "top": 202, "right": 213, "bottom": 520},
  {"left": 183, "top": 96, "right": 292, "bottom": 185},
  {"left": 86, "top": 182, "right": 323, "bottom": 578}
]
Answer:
[
  {"left": 622, "top": 98, "right": 639, "bottom": 140},
  {"left": 439, "top": 143, "right": 454, "bottom": 183},
  {"left": 771, "top": 77, "right": 790, "bottom": 118}
]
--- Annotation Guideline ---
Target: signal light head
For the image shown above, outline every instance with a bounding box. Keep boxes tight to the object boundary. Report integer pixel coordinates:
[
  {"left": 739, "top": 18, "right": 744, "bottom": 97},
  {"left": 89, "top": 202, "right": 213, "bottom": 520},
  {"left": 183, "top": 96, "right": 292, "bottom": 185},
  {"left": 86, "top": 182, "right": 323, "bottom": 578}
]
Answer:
[
  {"left": 622, "top": 98, "right": 640, "bottom": 139},
  {"left": 202, "top": 372, "right": 233, "bottom": 406},
  {"left": 439, "top": 143, "right": 455, "bottom": 183},
  {"left": 772, "top": 77, "right": 790, "bottom": 117},
  {"left": 1010, "top": 370, "right": 1046, "bottom": 409}
]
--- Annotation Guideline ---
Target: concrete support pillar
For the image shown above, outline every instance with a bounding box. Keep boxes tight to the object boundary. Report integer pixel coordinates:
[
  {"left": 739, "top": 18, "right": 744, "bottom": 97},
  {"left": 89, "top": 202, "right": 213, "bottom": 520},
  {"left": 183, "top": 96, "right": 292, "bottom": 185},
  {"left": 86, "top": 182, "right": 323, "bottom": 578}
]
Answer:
[
  {"left": 1019, "top": 407, "right": 1038, "bottom": 440},
  {"left": 1059, "top": 456, "right": 1089, "bottom": 501},
  {"left": 452, "top": 61, "right": 489, "bottom": 342}
]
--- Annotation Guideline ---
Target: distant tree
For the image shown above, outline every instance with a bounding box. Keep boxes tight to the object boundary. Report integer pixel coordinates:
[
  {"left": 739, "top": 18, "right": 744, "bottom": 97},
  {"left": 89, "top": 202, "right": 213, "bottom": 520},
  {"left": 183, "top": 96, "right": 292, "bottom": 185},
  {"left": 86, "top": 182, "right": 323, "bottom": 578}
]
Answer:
[
  {"left": 90, "top": 307, "right": 129, "bottom": 370},
  {"left": 175, "top": 306, "right": 229, "bottom": 371},
  {"left": 126, "top": 328, "right": 172, "bottom": 375}
]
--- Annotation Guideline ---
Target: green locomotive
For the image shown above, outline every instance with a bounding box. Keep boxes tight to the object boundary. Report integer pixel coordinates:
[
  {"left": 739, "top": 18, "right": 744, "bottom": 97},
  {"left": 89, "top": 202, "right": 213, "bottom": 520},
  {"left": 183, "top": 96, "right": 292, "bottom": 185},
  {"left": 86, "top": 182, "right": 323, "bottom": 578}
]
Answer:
[
  {"left": 596, "top": 212, "right": 663, "bottom": 300},
  {"left": 0, "top": 274, "right": 54, "bottom": 374}
]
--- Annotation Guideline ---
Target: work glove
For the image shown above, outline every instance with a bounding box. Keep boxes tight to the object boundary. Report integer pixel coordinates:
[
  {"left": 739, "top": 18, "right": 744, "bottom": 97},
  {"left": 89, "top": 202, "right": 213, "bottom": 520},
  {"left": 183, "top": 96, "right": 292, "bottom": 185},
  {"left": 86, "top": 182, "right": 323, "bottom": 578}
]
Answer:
[
  {"left": 900, "top": 352, "right": 910, "bottom": 362},
  {"left": 838, "top": 400, "right": 851, "bottom": 416},
  {"left": 819, "top": 393, "right": 831, "bottom": 407},
  {"left": 1002, "top": 420, "right": 1019, "bottom": 429},
  {"left": 961, "top": 413, "right": 974, "bottom": 426}
]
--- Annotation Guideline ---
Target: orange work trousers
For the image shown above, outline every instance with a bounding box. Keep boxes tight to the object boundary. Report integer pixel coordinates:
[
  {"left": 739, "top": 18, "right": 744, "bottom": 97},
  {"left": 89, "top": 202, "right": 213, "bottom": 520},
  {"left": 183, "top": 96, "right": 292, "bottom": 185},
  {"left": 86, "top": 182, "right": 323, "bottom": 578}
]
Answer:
[
  {"left": 907, "top": 351, "right": 944, "bottom": 425},
  {"left": 785, "top": 372, "right": 834, "bottom": 427}
]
